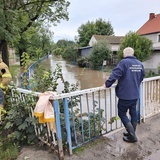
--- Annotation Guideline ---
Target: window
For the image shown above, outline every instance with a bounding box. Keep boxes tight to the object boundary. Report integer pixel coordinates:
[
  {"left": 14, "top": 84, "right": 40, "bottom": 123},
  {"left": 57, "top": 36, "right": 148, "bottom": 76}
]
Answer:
[{"left": 158, "top": 35, "right": 160, "bottom": 42}]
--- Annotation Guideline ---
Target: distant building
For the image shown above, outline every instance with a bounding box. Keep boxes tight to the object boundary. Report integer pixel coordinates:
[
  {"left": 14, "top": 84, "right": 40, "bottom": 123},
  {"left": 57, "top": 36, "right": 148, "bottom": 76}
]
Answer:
[
  {"left": 137, "top": 13, "right": 160, "bottom": 73},
  {"left": 78, "top": 46, "right": 92, "bottom": 58},
  {"left": 89, "top": 35, "right": 124, "bottom": 53},
  {"left": 78, "top": 35, "right": 124, "bottom": 67}
]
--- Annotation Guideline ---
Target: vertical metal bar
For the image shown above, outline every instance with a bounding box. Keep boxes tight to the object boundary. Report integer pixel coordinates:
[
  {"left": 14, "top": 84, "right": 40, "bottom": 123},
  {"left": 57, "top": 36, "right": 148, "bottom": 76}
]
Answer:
[
  {"left": 157, "top": 80, "right": 160, "bottom": 103},
  {"left": 139, "top": 83, "right": 143, "bottom": 123},
  {"left": 143, "top": 82, "right": 146, "bottom": 122},
  {"left": 145, "top": 81, "right": 148, "bottom": 117},
  {"left": 98, "top": 90, "right": 102, "bottom": 135},
  {"left": 70, "top": 97, "right": 78, "bottom": 145},
  {"left": 104, "top": 89, "right": 107, "bottom": 133},
  {"left": 86, "top": 93, "right": 91, "bottom": 139},
  {"left": 30, "top": 107, "right": 38, "bottom": 135},
  {"left": 79, "top": 95, "right": 84, "bottom": 142},
  {"left": 92, "top": 92, "right": 96, "bottom": 136},
  {"left": 158, "top": 80, "right": 160, "bottom": 103},
  {"left": 54, "top": 100, "right": 64, "bottom": 160},
  {"left": 109, "top": 88, "right": 112, "bottom": 131},
  {"left": 114, "top": 92, "right": 118, "bottom": 129},
  {"left": 63, "top": 98, "right": 73, "bottom": 155},
  {"left": 149, "top": 81, "right": 151, "bottom": 114}
]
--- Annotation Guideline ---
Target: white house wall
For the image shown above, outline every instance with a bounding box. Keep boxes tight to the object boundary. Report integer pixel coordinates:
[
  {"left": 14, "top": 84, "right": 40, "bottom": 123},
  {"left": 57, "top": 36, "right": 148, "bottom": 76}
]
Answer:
[
  {"left": 111, "top": 44, "right": 119, "bottom": 51},
  {"left": 143, "top": 33, "right": 159, "bottom": 44},
  {"left": 142, "top": 51, "right": 160, "bottom": 73},
  {"left": 89, "top": 37, "right": 97, "bottom": 46}
]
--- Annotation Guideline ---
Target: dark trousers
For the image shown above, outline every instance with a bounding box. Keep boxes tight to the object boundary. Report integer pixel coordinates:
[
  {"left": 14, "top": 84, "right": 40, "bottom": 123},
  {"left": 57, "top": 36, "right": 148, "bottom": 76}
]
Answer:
[{"left": 118, "top": 99, "right": 138, "bottom": 125}]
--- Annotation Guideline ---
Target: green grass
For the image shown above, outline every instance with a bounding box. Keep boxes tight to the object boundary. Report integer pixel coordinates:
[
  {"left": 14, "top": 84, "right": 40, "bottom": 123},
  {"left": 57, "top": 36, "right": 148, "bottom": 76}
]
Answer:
[
  {"left": 10, "top": 64, "right": 21, "bottom": 78},
  {"left": 73, "top": 137, "right": 109, "bottom": 155},
  {"left": 0, "top": 142, "right": 19, "bottom": 160}
]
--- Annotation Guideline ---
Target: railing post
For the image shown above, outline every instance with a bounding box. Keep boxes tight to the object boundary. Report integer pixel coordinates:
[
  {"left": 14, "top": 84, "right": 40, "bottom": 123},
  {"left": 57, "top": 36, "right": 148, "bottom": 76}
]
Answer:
[
  {"left": 54, "top": 100, "right": 64, "bottom": 160},
  {"left": 63, "top": 98, "right": 73, "bottom": 155},
  {"left": 139, "top": 83, "right": 144, "bottom": 123}
]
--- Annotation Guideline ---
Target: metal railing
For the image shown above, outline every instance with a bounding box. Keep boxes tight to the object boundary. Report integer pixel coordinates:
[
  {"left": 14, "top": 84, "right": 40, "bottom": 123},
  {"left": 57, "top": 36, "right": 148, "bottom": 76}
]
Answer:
[
  {"left": 141, "top": 76, "right": 160, "bottom": 121},
  {"left": 20, "top": 54, "right": 49, "bottom": 89},
  {"left": 10, "top": 76, "right": 160, "bottom": 160}
]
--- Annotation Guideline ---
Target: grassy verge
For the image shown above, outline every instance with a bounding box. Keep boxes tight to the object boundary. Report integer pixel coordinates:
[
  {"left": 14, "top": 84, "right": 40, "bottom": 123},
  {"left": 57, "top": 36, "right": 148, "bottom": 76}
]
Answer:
[{"left": 9, "top": 63, "right": 21, "bottom": 82}]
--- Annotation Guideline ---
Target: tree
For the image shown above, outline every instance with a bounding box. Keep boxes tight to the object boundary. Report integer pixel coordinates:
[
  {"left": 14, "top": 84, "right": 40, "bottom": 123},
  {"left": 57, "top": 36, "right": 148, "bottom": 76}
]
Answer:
[
  {"left": 0, "top": 1, "right": 20, "bottom": 66},
  {"left": 61, "top": 45, "right": 78, "bottom": 62},
  {"left": 0, "top": 0, "right": 70, "bottom": 66},
  {"left": 88, "top": 40, "right": 112, "bottom": 69},
  {"left": 77, "top": 18, "right": 114, "bottom": 47},
  {"left": 21, "top": 24, "right": 54, "bottom": 59},
  {"left": 56, "top": 39, "right": 75, "bottom": 49},
  {"left": 54, "top": 39, "right": 79, "bottom": 62},
  {"left": 118, "top": 31, "right": 153, "bottom": 62}
]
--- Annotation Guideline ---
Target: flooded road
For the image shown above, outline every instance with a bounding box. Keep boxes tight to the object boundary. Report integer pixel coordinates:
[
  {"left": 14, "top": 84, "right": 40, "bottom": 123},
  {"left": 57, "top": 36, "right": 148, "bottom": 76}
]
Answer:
[{"left": 41, "top": 55, "right": 110, "bottom": 91}]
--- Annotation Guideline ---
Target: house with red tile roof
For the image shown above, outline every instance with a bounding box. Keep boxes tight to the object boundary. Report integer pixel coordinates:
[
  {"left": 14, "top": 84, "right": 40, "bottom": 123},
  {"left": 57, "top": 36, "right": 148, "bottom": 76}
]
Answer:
[{"left": 137, "top": 13, "right": 160, "bottom": 73}]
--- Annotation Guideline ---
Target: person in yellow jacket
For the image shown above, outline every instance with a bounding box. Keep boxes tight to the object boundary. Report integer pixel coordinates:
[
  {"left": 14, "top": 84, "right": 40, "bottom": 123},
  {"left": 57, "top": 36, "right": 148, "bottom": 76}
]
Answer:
[
  {"left": 0, "top": 59, "right": 12, "bottom": 124},
  {"left": 0, "top": 68, "right": 12, "bottom": 91}
]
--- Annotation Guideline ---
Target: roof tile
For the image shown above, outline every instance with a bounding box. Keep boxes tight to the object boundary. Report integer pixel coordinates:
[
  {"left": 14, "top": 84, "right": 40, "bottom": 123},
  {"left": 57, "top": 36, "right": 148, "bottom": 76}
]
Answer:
[
  {"left": 93, "top": 35, "right": 124, "bottom": 44},
  {"left": 137, "top": 13, "right": 160, "bottom": 35}
]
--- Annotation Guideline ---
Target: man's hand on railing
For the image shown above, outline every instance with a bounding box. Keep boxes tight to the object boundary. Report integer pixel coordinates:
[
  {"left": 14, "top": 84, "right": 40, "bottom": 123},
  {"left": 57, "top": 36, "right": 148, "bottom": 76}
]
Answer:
[{"left": 102, "top": 84, "right": 106, "bottom": 88}]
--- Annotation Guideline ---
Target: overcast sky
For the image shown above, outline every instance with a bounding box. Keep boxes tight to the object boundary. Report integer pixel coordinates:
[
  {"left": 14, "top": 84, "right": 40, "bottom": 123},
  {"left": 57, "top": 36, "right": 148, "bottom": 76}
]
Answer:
[{"left": 51, "top": 0, "right": 160, "bottom": 42}]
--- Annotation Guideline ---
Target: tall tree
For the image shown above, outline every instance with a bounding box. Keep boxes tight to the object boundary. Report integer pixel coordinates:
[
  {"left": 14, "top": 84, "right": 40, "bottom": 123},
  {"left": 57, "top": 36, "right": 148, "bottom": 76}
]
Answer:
[
  {"left": 118, "top": 31, "right": 153, "bottom": 62},
  {"left": 77, "top": 18, "right": 114, "bottom": 47},
  {"left": 22, "top": 24, "right": 54, "bottom": 59},
  {"left": 0, "top": 1, "right": 20, "bottom": 66},
  {"left": 0, "top": 0, "right": 70, "bottom": 66},
  {"left": 54, "top": 39, "right": 78, "bottom": 61}
]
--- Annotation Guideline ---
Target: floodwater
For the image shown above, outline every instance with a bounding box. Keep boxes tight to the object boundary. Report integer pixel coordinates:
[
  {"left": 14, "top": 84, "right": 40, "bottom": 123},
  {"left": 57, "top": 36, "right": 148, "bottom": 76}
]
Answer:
[{"left": 40, "top": 55, "right": 110, "bottom": 92}]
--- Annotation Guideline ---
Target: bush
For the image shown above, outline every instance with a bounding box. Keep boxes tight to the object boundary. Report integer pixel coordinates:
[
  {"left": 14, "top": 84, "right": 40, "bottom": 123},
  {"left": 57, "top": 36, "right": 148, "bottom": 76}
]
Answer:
[
  {"left": 77, "top": 57, "right": 89, "bottom": 68},
  {"left": 88, "top": 40, "right": 111, "bottom": 69}
]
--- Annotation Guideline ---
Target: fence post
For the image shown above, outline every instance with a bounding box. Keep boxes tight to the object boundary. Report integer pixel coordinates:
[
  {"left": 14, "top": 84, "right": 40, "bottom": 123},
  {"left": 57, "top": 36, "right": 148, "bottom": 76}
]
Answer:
[
  {"left": 63, "top": 98, "right": 73, "bottom": 155},
  {"left": 139, "top": 83, "right": 144, "bottom": 123},
  {"left": 54, "top": 100, "right": 64, "bottom": 160}
]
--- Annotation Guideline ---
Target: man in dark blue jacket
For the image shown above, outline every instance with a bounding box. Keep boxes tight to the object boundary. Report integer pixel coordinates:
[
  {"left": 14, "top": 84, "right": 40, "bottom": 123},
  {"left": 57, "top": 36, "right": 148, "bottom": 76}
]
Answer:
[{"left": 104, "top": 47, "right": 145, "bottom": 143}]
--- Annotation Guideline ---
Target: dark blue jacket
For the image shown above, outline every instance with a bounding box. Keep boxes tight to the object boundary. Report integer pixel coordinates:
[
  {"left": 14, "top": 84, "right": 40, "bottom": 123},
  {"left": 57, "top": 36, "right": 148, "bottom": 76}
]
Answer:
[{"left": 105, "top": 56, "right": 145, "bottom": 100}]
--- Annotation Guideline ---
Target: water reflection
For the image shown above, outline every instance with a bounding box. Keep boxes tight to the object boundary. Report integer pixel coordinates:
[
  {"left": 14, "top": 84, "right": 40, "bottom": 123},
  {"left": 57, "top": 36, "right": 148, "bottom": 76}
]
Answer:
[{"left": 41, "top": 56, "right": 110, "bottom": 92}]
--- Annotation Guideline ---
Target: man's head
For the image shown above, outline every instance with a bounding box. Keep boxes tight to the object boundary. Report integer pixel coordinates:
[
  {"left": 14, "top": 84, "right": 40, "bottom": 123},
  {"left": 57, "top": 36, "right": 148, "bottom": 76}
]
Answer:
[{"left": 123, "top": 47, "right": 134, "bottom": 57}]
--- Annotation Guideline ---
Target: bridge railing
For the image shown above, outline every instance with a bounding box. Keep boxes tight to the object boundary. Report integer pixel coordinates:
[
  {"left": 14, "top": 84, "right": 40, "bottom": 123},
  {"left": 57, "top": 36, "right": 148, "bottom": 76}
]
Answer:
[
  {"left": 9, "top": 76, "right": 160, "bottom": 160},
  {"left": 141, "top": 76, "right": 160, "bottom": 121},
  {"left": 20, "top": 54, "right": 49, "bottom": 89}
]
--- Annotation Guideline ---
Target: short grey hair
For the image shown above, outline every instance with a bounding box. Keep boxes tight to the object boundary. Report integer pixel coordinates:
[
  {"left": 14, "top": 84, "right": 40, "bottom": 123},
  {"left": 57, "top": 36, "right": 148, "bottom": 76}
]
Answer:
[{"left": 123, "top": 47, "right": 134, "bottom": 57}]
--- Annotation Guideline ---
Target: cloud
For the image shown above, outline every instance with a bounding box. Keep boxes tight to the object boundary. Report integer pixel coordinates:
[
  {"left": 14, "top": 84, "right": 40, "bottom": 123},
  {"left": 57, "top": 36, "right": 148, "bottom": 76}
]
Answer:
[{"left": 51, "top": 0, "right": 160, "bottom": 42}]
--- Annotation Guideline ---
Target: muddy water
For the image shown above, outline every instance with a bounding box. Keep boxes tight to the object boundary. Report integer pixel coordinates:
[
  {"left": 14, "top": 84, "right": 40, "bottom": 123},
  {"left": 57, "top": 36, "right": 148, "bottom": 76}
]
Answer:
[{"left": 41, "top": 55, "right": 110, "bottom": 92}]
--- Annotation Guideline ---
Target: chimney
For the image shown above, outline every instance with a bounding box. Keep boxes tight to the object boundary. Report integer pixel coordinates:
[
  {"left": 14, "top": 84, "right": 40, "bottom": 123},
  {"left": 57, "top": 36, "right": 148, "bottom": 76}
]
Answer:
[{"left": 149, "top": 13, "right": 155, "bottom": 20}]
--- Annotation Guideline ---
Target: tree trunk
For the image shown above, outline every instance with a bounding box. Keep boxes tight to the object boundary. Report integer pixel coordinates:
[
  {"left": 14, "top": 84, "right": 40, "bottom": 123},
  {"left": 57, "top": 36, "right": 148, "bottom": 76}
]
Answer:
[{"left": 0, "top": 40, "right": 9, "bottom": 67}]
